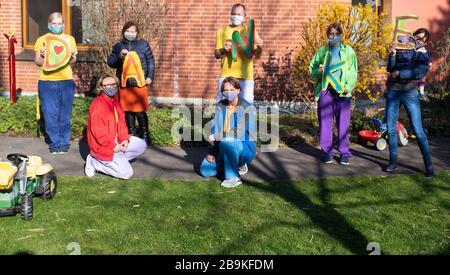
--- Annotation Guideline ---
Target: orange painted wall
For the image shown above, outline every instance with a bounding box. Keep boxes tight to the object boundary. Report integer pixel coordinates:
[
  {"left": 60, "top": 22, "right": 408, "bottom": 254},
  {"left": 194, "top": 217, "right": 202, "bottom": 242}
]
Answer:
[{"left": 386, "top": 0, "right": 450, "bottom": 45}]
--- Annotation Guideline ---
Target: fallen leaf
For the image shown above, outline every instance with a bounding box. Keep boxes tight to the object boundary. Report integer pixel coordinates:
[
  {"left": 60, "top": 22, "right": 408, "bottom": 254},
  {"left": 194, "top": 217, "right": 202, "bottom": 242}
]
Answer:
[
  {"left": 108, "top": 191, "right": 116, "bottom": 194},
  {"left": 28, "top": 228, "right": 45, "bottom": 232}
]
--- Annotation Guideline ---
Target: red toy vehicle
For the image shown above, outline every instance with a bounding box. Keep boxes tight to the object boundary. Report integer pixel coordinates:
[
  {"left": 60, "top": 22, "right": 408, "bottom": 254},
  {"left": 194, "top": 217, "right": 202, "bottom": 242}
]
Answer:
[{"left": 359, "top": 118, "right": 409, "bottom": 151}]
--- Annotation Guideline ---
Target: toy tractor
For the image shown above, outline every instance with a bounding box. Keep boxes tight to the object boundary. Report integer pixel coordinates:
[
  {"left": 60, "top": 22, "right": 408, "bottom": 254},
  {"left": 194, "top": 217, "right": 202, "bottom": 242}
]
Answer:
[
  {"left": 0, "top": 154, "right": 57, "bottom": 220},
  {"left": 359, "top": 118, "right": 409, "bottom": 151}
]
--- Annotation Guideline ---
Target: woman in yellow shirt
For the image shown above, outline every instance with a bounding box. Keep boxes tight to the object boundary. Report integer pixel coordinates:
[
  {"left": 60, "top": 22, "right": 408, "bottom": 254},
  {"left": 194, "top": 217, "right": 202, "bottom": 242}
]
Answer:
[{"left": 34, "top": 12, "right": 77, "bottom": 154}]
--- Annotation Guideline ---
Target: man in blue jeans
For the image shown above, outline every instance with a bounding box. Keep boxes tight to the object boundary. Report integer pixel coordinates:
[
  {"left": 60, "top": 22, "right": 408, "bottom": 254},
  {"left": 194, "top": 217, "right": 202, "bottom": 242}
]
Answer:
[{"left": 385, "top": 28, "right": 434, "bottom": 177}]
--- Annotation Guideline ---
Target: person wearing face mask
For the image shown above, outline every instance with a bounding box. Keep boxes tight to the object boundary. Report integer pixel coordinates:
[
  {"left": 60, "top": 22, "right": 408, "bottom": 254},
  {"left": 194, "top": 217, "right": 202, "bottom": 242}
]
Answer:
[
  {"left": 384, "top": 28, "right": 434, "bottom": 177},
  {"left": 107, "top": 21, "right": 155, "bottom": 147},
  {"left": 309, "top": 22, "right": 358, "bottom": 166},
  {"left": 84, "top": 74, "right": 147, "bottom": 179},
  {"left": 34, "top": 12, "right": 77, "bottom": 154},
  {"left": 199, "top": 77, "right": 256, "bottom": 188},
  {"left": 214, "top": 3, "right": 263, "bottom": 104}
]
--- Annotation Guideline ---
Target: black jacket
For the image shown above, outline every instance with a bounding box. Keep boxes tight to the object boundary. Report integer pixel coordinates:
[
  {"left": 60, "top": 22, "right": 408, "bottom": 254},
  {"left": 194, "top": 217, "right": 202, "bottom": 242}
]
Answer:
[{"left": 107, "top": 39, "right": 155, "bottom": 87}]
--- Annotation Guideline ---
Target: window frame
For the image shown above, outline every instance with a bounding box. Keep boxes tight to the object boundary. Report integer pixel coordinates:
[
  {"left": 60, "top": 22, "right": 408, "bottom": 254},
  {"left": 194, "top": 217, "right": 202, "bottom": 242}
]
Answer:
[{"left": 22, "top": 0, "right": 93, "bottom": 50}]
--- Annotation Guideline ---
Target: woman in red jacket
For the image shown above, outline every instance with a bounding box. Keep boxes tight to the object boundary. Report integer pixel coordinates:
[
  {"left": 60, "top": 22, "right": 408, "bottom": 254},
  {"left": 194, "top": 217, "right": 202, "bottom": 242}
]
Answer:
[{"left": 84, "top": 74, "right": 147, "bottom": 179}]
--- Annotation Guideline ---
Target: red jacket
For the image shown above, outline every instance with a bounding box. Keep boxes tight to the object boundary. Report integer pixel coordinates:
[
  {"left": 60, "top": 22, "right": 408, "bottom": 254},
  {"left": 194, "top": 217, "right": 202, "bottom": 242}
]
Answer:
[{"left": 88, "top": 93, "right": 131, "bottom": 161}]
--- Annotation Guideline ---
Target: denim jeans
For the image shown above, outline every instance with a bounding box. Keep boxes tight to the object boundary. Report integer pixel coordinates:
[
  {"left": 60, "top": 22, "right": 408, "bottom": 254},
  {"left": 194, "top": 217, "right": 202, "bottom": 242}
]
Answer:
[
  {"left": 38, "top": 80, "right": 75, "bottom": 151},
  {"left": 200, "top": 138, "right": 244, "bottom": 180},
  {"left": 385, "top": 90, "right": 432, "bottom": 164}
]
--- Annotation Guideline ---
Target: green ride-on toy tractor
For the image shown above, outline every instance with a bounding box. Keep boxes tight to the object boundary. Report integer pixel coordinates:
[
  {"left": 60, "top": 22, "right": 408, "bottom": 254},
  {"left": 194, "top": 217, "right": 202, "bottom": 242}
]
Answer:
[{"left": 0, "top": 154, "right": 57, "bottom": 221}]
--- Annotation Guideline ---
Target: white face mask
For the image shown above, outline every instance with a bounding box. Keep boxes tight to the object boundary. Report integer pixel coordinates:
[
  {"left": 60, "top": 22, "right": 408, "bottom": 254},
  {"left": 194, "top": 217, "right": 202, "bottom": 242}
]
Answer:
[
  {"left": 231, "top": 15, "right": 244, "bottom": 26},
  {"left": 124, "top": 32, "right": 137, "bottom": 41}
]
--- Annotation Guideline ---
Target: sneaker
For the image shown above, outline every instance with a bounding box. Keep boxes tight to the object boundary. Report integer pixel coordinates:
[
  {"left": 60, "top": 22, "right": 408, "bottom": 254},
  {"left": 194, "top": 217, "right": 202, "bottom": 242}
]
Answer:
[
  {"left": 221, "top": 177, "right": 242, "bottom": 188},
  {"left": 238, "top": 163, "right": 248, "bottom": 176},
  {"left": 321, "top": 155, "right": 333, "bottom": 164},
  {"left": 384, "top": 163, "right": 397, "bottom": 172},
  {"left": 84, "top": 154, "right": 96, "bottom": 177},
  {"left": 50, "top": 148, "right": 59, "bottom": 155},
  {"left": 338, "top": 156, "right": 350, "bottom": 166}
]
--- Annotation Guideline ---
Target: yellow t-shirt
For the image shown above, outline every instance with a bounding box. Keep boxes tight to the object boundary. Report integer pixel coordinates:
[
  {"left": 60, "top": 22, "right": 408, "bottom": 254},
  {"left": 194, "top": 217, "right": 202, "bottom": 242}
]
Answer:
[
  {"left": 216, "top": 25, "right": 260, "bottom": 80},
  {"left": 34, "top": 33, "right": 77, "bottom": 81}
]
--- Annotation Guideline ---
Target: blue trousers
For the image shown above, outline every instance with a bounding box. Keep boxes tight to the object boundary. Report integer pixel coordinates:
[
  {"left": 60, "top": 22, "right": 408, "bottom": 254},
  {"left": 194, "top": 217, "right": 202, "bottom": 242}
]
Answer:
[
  {"left": 385, "top": 90, "right": 432, "bottom": 163},
  {"left": 200, "top": 139, "right": 244, "bottom": 180},
  {"left": 38, "top": 80, "right": 75, "bottom": 151}
]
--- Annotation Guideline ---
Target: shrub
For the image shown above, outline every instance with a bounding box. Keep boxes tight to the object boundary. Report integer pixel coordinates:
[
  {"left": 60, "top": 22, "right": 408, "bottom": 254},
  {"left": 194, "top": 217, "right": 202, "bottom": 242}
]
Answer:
[
  {"left": 289, "top": 1, "right": 392, "bottom": 103},
  {"left": 428, "top": 28, "right": 450, "bottom": 101}
]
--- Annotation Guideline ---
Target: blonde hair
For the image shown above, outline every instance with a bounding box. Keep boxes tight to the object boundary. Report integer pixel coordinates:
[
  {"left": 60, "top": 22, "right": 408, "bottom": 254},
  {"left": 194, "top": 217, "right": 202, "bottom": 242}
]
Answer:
[
  {"left": 95, "top": 74, "right": 120, "bottom": 95},
  {"left": 48, "top": 12, "right": 64, "bottom": 23}
]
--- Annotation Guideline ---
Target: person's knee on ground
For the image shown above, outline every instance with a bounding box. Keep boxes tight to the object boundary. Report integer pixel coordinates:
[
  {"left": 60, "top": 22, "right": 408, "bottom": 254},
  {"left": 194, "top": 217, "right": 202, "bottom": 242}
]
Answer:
[{"left": 116, "top": 169, "right": 134, "bottom": 180}]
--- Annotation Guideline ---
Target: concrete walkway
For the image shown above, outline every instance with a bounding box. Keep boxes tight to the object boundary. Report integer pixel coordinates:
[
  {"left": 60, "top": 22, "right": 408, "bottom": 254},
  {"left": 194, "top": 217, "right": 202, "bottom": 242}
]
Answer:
[{"left": 0, "top": 136, "right": 449, "bottom": 181}]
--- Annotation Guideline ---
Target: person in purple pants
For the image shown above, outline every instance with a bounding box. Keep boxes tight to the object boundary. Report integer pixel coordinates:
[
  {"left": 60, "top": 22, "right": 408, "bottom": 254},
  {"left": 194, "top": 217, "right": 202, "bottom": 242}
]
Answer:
[{"left": 309, "top": 23, "right": 358, "bottom": 165}]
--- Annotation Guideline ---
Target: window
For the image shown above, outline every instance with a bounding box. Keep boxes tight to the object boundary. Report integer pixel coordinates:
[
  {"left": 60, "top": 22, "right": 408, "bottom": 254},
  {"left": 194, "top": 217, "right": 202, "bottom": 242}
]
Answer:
[
  {"left": 22, "top": 0, "right": 95, "bottom": 49},
  {"left": 352, "top": 0, "right": 383, "bottom": 14}
]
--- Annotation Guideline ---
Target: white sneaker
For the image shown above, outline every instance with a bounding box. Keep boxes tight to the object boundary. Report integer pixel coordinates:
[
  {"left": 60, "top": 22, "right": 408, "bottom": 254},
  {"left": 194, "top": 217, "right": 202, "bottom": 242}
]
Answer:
[
  {"left": 221, "top": 177, "right": 242, "bottom": 188},
  {"left": 84, "top": 154, "right": 96, "bottom": 177},
  {"left": 238, "top": 163, "right": 248, "bottom": 176}
]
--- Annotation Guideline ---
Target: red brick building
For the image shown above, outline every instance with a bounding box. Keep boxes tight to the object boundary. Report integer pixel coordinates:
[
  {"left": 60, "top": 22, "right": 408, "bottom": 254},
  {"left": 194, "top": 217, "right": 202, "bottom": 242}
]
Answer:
[{"left": 0, "top": 0, "right": 448, "bottom": 104}]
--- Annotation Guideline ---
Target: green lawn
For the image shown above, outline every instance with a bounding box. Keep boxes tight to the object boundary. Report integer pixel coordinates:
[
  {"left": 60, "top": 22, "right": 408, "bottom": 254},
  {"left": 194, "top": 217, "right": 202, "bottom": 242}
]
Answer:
[{"left": 0, "top": 172, "right": 449, "bottom": 255}]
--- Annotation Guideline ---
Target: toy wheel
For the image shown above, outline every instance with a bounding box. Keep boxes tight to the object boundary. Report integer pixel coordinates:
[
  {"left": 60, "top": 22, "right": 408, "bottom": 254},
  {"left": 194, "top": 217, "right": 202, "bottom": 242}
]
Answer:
[
  {"left": 375, "top": 138, "right": 387, "bottom": 151},
  {"left": 41, "top": 172, "right": 57, "bottom": 200},
  {"left": 398, "top": 128, "right": 409, "bottom": 146},
  {"left": 20, "top": 194, "right": 33, "bottom": 221}
]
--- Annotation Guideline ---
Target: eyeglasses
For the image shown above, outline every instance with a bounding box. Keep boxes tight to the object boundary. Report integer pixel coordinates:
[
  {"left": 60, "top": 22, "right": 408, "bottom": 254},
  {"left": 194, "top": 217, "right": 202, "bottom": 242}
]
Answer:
[
  {"left": 414, "top": 35, "right": 427, "bottom": 43},
  {"left": 102, "top": 83, "right": 117, "bottom": 88}
]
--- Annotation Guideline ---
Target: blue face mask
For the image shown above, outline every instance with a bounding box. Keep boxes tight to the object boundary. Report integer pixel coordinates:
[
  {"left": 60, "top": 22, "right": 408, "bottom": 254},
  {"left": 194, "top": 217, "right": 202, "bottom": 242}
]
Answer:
[
  {"left": 48, "top": 24, "right": 64, "bottom": 35},
  {"left": 223, "top": 90, "right": 239, "bottom": 103},
  {"left": 329, "top": 35, "right": 341, "bottom": 47},
  {"left": 103, "top": 87, "right": 118, "bottom": 97}
]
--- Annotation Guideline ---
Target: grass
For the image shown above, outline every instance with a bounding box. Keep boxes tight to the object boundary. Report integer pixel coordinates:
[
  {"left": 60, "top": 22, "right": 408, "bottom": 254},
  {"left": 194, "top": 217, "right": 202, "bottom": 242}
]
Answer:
[{"left": 0, "top": 172, "right": 449, "bottom": 255}]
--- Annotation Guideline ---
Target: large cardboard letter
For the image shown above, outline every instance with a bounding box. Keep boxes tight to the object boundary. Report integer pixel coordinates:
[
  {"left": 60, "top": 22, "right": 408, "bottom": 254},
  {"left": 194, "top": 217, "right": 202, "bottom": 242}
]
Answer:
[
  {"left": 232, "top": 19, "right": 255, "bottom": 62},
  {"left": 121, "top": 51, "right": 146, "bottom": 88}
]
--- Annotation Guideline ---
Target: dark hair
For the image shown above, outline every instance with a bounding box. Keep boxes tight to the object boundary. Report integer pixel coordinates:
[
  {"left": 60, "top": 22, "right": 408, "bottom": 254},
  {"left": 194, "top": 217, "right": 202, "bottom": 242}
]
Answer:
[
  {"left": 122, "top": 21, "right": 139, "bottom": 38},
  {"left": 231, "top": 3, "right": 246, "bottom": 15},
  {"left": 327, "top": 22, "right": 343, "bottom": 36},
  {"left": 221, "top": 77, "right": 241, "bottom": 93},
  {"left": 413, "top": 28, "right": 430, "bottom": 42}
]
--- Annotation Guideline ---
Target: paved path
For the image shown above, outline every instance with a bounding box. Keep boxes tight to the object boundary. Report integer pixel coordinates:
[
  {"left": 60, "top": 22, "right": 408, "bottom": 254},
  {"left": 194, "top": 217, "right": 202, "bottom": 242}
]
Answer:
[{"left": 0, "top": 136, "right": 449, "bottom": 181}]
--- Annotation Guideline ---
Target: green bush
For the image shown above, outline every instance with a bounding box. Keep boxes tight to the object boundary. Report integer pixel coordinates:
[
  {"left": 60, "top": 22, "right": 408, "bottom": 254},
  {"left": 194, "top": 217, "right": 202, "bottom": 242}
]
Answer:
[{"left": 0, "top": 96, "right": 179, "bottom": 146}]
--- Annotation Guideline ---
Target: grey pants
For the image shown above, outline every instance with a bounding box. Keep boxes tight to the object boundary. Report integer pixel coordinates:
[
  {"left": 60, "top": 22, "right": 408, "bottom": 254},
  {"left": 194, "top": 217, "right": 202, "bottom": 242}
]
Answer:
[{"left": 90, "top": 136, "right": 147, "bottom": 179}]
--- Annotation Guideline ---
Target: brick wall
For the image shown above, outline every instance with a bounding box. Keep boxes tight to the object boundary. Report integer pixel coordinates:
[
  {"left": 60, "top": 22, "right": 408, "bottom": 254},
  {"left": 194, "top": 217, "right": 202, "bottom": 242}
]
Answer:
[{"left": 0, "top": 0, "right": 351, "bottom": 101}]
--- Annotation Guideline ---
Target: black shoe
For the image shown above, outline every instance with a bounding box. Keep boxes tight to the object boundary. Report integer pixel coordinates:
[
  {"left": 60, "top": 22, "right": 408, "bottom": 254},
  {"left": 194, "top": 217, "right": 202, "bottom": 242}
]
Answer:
[
  {"left": 384, "top": 156, "right": 398, "bottom": 172},
  {"left": 425, "top": 165, "right": 435, "bottom": 178},
  {"left": 136, "top": 112, "right": 151, "bottom": 146},
  {"left": 125, "top": 112, "right": 138, "bottom": 136},
  {"left": 424, "top": 158, "right": 434, "bottom": 178},
  {"left": 321, "top": 155, "right": 333, "bottom": 164},
  {"left": 385, "top": 163, "right": 397, "bottom": 172},
  {"left": 338, "top": 156, "right": 350, "bottom": 166}
]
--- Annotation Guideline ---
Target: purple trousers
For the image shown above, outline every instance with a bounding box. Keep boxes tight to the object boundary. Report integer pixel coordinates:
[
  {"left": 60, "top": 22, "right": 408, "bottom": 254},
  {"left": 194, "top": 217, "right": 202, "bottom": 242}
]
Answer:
[{"left": 318, "top": 90, "right": 352, "bottom": 158}]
